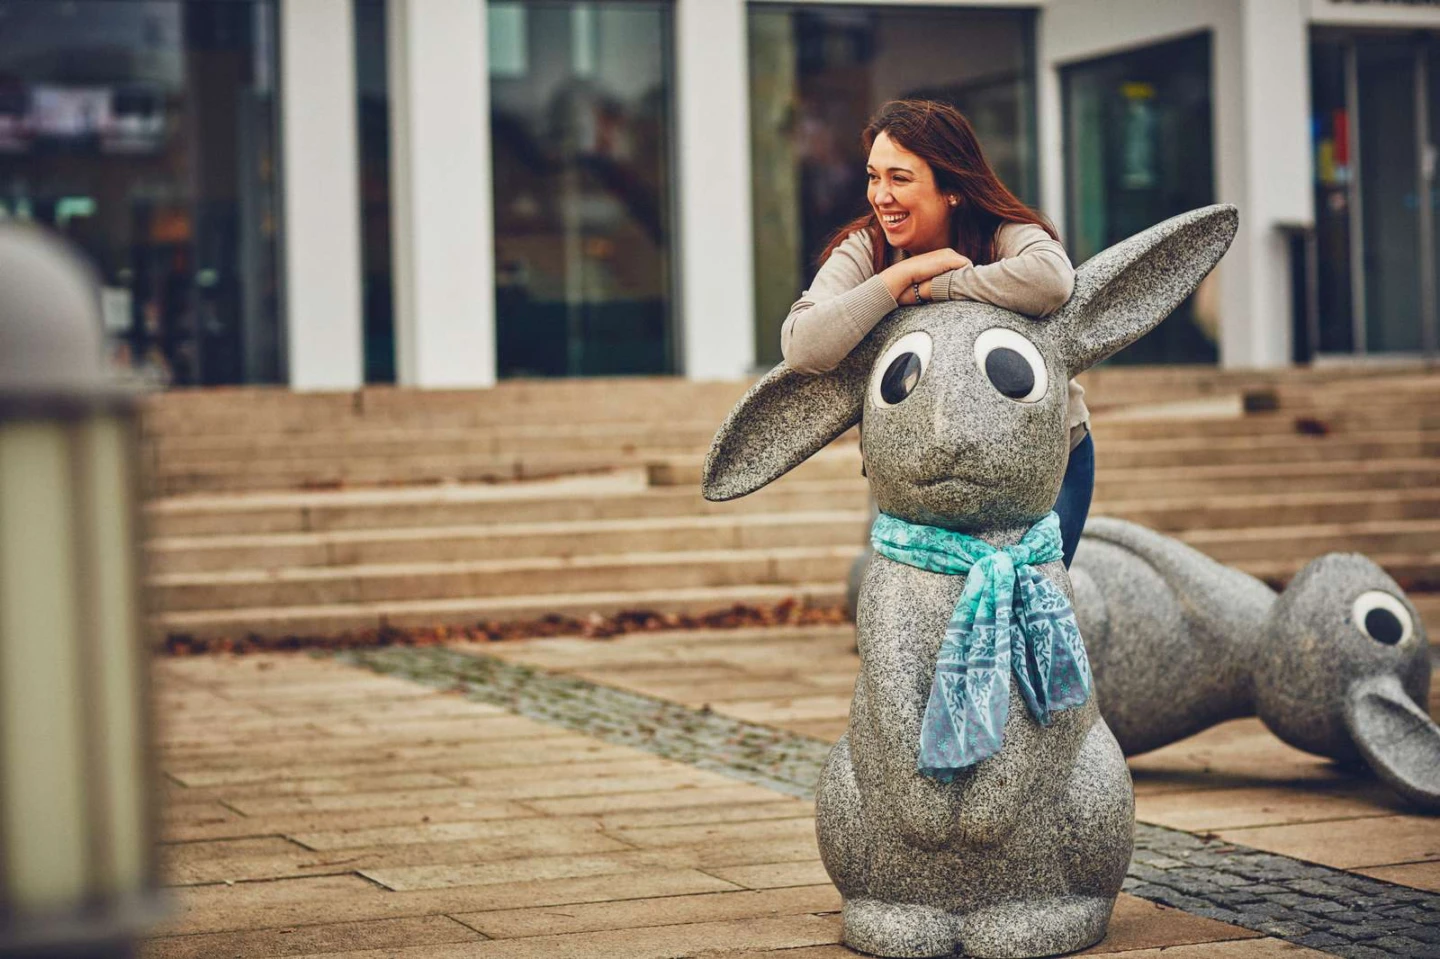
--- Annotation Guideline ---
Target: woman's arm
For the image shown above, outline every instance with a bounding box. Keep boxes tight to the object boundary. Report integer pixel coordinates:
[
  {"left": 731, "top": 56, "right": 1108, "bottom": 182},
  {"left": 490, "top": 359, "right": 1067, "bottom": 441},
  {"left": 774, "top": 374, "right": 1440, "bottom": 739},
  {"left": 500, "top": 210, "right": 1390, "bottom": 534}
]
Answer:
[
  {"left": 930, "top": 222, "right": 1075, "bottom": 317},
  {"left": 780, "top": 232, "right": 897, "bottom": 374},
  {"left": 781, "top": 233, "right": 967, "bottom": 373}
]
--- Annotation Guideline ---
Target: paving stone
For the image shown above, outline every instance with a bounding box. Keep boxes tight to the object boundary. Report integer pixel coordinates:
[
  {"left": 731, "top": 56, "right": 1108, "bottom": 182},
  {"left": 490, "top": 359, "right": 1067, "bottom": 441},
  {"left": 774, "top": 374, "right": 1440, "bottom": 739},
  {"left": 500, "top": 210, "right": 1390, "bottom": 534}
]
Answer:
[
  {"left": 295, "top": 913, "right": 843, "bottom": 959},
  {"left": 608, "top": 816, "right": 817, "bottom": 850},
  {"left": 1213, "top": 817, "right": 1440, "bottom": 871},
  {"left": 164, "top": 830, "right": 635, "bottom": 886},
  {"left": 523, "top": 784, "right": 795, "bottom": 817},
  {"left": 139, "top": 915, "right": 484, "bottom": 959},
  {"left": 158, "top": 869, "right": 741, "bottom": 937},
  {"left": 338, "top": 647, "right": 1440, "bottom": 959},
  {"left": 702, "top": 861, "right": 835, "bottom": 891},
  {"left": 1358, "top": 864, "right": 1440, "bottom": 894},
  {"left": 452, "top": 885, "right": 841, "bottom": 939}
]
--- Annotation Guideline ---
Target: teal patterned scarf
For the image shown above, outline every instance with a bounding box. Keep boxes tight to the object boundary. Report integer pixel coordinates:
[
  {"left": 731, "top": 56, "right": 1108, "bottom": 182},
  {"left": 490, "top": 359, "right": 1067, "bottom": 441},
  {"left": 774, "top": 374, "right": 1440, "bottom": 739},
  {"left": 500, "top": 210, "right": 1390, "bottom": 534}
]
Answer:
[{"left": 869, "top": 511, "right": 1092, "bottom": 778}]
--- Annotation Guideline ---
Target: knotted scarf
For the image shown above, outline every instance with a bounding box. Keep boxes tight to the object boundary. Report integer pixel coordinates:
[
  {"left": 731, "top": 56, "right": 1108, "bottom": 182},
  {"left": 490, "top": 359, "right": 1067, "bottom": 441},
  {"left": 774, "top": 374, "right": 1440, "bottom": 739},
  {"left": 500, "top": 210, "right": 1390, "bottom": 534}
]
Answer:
[{"left": 869, "top": 511, "right": 1092, "bottom": 778}]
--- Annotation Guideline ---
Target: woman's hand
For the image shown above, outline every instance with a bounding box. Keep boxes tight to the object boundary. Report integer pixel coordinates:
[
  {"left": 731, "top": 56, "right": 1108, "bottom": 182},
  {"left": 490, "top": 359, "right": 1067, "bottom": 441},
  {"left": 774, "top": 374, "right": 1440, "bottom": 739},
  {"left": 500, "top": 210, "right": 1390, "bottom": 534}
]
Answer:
[
  {"left": 880, "top": 249, "right": 972, "bottom": 304},
  {"left": 906, "top": 248, "right": 972, "bottom": 283}
]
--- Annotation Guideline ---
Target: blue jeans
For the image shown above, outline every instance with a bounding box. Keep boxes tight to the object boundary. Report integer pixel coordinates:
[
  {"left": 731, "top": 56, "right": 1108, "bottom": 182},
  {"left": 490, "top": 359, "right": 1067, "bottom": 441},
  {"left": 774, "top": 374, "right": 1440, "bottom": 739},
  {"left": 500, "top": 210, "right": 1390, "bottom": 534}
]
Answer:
[{"left": 1053, "top": 432, "right": 1094, "bottom": 569}]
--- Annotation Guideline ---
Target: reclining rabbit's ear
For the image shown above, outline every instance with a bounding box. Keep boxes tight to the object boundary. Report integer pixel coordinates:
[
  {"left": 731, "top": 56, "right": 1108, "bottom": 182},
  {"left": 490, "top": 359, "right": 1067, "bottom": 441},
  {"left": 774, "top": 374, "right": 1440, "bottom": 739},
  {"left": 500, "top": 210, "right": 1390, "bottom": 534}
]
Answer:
[
  {"left": 1054, "top": 204, "right": 1239, "bottom": 375},
  {"left": 702, "top": 339, "right": 879, "bottom": 501}
]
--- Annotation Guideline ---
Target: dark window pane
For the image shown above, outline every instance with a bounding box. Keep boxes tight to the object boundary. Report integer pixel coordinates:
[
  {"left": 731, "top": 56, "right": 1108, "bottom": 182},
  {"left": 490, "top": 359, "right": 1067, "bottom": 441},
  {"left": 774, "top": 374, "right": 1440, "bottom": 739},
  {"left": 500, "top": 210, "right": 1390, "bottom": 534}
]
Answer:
[
  {"left": 0, "top": 0, "right": 284, "bottom": 385},
  {"left": 1310, "top": 36, "right": 1355, "bottom": 355},
  {"left": 1063, "top": 32, "right": 1217, "bottom": 365},
  {"left": 489, "top": 0, "right": 676, "bottom": 378},
  {"left": 354, "top": 0, "right": 394, "bottom": 384},
  {"left": 748, "top": 4, "right": 1037, "bottom": 367}
]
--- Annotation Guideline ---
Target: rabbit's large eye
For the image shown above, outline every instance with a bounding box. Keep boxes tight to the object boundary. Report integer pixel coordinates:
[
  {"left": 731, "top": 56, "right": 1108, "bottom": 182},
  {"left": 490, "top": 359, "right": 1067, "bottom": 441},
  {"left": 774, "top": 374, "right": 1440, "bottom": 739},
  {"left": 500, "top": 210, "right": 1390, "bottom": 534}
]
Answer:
[
  {"left": 973, "top": 328, "right": 1047, "bottom": 403},
  {"left": 1351, "top": 590, "right": 1414, "bottom": 646},
  {"left": 871, "top": 331, "right": 932, "bottom": 407}
]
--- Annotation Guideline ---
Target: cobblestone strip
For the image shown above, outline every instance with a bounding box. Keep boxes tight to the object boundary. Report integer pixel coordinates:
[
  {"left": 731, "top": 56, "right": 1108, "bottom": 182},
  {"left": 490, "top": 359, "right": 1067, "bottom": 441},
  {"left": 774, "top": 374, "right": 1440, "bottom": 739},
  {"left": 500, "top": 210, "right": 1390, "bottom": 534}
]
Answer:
[{"left": 338, "top": 646, "right": 1440, "bottom": 959}]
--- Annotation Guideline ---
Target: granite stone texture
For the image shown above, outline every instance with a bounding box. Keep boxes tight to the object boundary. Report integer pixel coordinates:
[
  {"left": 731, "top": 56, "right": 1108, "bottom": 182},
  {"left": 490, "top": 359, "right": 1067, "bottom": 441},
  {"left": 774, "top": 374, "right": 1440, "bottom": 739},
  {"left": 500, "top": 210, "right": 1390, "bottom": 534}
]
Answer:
[
  {"left": 702, "top": 204, "right": 1240, "bottom": 957},
  {"left": 1071, "top": 517, "right": 1439, "bottom": 812}
]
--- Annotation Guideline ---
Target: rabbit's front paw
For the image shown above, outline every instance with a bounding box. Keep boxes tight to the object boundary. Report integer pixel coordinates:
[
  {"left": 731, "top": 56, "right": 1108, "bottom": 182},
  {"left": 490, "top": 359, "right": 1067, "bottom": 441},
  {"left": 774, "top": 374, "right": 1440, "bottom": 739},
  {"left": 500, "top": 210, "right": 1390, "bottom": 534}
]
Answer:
[{"left": 843, "top": 899, "right": 960, "bottom": 958}]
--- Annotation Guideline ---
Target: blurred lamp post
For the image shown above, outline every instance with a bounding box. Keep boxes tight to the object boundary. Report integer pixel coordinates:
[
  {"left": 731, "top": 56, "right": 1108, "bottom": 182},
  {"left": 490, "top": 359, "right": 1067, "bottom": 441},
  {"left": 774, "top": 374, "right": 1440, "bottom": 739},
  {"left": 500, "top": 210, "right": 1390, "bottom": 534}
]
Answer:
[{"left": 0, "top": 224, "right": 159, "bottom": 957}]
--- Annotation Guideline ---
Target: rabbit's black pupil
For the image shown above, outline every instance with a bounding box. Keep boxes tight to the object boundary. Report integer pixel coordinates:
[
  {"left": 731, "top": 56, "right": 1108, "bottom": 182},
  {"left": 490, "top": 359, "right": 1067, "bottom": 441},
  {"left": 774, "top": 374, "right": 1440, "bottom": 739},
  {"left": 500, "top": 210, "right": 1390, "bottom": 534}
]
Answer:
[
  {"left": 881, "top": 353, "right": 922, "bottom": 404},
  {"left": 985, "top": 348, "right": 1034, "bottom": 399},
  {"left": 1364, "top": 608, "right": 1404, "bottom": 645}
]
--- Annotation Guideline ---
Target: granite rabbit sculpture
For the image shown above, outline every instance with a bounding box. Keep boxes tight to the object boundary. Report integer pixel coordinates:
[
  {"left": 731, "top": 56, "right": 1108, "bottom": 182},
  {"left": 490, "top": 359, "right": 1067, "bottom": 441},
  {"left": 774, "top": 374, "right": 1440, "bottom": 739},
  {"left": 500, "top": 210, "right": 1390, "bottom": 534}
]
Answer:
[
  {"left": 1071, "top": 516, "right": 1438, "bottom": 812},
  {"left": 703, "top": 205, "right": 1239, "bottom": 958}
]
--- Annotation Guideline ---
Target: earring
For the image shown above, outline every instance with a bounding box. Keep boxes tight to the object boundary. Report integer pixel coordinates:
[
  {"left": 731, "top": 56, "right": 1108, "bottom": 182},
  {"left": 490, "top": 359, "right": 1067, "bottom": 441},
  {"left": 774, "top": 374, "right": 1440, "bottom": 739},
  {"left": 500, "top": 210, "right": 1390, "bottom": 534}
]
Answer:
[{"left": 948, "top": 196, "right": 958, "bottom": 207}]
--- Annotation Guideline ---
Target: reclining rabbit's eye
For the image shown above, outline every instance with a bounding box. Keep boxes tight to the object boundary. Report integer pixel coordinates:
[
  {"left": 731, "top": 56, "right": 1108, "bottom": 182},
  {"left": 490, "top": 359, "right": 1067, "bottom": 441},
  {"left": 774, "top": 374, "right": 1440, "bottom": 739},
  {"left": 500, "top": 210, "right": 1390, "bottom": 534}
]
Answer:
[
  {"left": 1351, "top": 590, "right": 1414, "bottom": 646},
  {"left": 973, "top": 328, "right": 1048, "bottom": 403},
  {"left": 870, "top": 331, "right": 932, "bottom": 408}
]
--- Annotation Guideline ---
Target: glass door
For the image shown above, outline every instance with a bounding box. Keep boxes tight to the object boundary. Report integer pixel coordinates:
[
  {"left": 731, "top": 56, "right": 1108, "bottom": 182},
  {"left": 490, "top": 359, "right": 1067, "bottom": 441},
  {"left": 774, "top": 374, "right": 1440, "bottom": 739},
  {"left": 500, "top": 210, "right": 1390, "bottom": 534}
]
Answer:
[
  {"left": 1311, "top": 31, "right": 1440, "bottom": 359},
  {"left": 488, "top": 0, "right": 677, "bottom": 378},
  {"left": 1061, "top": 32, "right": 1217, "bottom": 364}
]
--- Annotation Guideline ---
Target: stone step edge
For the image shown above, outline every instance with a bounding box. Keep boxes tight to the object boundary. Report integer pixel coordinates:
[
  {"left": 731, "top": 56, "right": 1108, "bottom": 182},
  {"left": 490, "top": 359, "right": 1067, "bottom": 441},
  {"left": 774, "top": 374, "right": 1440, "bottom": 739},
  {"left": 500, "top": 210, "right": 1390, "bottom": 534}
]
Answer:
[
  {"left": 144, "top": 486, "right": 1440, "bottom": 553},
  {"left": 146, "top": 508, "right": 873, "bottom": 552},
  {"left": 153, "top": 581, "right": 850, "bottom": 641}
]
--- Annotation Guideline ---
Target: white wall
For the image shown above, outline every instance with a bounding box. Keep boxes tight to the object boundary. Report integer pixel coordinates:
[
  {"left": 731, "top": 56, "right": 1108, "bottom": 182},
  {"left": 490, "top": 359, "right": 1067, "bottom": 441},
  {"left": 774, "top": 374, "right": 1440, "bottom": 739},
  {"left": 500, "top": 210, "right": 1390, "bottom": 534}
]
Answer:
[
  {"left": 675, "top": 0, "right": 756, "bottom": 380},
  {"left": 1308, "top": 0, "right": 1440, "bottom": 27},
  {"left": 387, "top": 0, "right": 497, "bottom": 388},
  {"left": 279, "top": 0, "right": 364, "bottom": 390},
  {"left": 1040, "top": 0, "right": 1313, "bottom": 369}
]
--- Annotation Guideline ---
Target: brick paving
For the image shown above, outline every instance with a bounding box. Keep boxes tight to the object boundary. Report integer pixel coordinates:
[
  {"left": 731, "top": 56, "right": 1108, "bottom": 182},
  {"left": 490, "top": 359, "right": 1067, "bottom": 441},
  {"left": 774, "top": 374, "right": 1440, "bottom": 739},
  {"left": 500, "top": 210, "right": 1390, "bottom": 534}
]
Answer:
[{"left": 144, "top": 626, "right": 1439, "bottom": 957}]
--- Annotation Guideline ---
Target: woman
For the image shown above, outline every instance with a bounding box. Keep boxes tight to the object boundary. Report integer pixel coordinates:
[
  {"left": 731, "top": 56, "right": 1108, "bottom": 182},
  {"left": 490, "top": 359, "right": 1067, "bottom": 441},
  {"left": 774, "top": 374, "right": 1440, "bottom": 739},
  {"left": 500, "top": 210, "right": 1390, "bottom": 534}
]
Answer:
[{"left": 782, "top": 99, "right": 1092, "bottom": 566}]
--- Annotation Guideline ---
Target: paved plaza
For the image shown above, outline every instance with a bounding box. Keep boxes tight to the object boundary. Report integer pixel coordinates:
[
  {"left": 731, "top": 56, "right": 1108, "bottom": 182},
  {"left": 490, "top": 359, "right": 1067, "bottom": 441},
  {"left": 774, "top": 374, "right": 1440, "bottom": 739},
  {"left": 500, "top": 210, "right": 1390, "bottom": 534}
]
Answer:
[{"left": 144, "top": 626, "right": 1440, "bottom": 959}]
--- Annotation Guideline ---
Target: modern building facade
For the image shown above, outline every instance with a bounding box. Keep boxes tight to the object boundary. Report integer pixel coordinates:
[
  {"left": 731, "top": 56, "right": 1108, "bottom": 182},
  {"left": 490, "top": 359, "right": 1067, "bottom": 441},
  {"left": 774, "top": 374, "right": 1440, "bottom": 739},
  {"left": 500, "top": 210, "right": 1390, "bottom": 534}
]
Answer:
[{"left": 2, "top": 0, "right": 1436, "bottom": 390}]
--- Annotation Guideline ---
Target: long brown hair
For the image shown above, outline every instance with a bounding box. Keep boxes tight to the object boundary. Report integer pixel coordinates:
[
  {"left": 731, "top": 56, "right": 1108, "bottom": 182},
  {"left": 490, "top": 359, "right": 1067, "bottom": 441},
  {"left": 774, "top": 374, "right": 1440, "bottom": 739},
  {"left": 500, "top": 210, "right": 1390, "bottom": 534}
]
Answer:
[{"left": 818, "top": 99, "right": 1057, "bottom": 273}]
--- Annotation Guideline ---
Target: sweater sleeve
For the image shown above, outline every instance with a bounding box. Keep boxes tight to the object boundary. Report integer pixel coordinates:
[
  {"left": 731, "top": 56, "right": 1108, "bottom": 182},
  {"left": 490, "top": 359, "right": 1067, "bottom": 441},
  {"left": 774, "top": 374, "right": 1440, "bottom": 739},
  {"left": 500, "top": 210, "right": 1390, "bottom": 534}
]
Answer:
[
  {"left": 929, "top": 222, "right": 1075, "bottom": 317},
  {"left": 780, "top": 231, "right": 899, "bottom": 374}
]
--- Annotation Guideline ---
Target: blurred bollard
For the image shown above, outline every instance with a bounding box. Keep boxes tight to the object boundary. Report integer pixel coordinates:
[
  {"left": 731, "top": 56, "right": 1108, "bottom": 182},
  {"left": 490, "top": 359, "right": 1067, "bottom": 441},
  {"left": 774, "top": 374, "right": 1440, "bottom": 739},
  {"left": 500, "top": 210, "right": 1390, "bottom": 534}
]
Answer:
[{"left": 0, "top": 224, "right": 161, "bottom": 957}]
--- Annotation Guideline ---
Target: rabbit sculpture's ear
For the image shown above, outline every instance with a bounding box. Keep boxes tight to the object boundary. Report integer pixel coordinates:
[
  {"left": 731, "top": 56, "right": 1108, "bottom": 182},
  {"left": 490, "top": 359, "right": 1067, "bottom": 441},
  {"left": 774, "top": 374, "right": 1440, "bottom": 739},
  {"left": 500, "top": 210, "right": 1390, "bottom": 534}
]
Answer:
[
  {"left": 702, "top": 335, "right": 882, "bottom": 501},
  {"left": 1054, "top": 204, "right": 1239, "bottom": 374}
]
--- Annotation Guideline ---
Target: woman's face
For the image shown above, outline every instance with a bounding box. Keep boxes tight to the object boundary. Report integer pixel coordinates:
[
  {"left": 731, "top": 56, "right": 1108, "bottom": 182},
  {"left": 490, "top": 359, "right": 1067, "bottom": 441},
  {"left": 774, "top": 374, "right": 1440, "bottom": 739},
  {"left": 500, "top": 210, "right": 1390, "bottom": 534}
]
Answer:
[{"left": 867, "top": 131, "right": 952, "bottom": 255}]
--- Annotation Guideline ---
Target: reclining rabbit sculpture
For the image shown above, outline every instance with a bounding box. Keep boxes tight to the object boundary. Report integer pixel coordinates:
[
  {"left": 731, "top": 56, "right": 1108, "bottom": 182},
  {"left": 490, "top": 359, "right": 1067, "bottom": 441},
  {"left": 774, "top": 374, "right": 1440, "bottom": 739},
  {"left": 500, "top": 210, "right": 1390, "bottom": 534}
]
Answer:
[
  {"left": 703, "top": 205, "right": 1239, "bottom": 958},
  {"left": 1071, "top": 517, "right": 1439, "bottom": 811}
]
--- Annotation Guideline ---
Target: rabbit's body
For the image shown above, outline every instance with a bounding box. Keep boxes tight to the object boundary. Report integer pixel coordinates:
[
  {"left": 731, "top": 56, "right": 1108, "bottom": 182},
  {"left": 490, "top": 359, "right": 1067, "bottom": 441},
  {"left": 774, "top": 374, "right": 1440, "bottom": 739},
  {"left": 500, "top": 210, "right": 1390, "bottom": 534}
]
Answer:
[
  {"left": 1069, "top": 521, "right": 1273, "bottom": 755},
  {"left": 819, "top": 549, "right": 1133, "bottom": 957},
  {"left": 1071, "top": 517, "right": 1439, "bottom": 811},
  {"left": 703, "top": 206, "right": 1240, "bottom": 957}
]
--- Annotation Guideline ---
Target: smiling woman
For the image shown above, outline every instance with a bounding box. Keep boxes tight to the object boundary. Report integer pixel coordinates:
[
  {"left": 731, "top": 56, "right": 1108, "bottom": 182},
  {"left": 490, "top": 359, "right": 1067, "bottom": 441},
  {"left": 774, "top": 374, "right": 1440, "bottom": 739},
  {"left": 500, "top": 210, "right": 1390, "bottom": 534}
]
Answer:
[{"left": 779, "top": 98, "right": 1094, "bottom": 566}]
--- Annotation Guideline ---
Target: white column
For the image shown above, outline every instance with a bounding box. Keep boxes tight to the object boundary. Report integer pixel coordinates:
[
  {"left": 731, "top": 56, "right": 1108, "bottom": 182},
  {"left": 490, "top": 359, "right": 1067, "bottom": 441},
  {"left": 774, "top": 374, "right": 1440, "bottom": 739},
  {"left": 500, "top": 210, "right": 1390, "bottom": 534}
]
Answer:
[
  {"left": 676, "top": 0, "right": 756, "bottom": 380},
  {"left": 1223, "top": 0, "right": 1312, "bottom": 368},
  {"left": 387, "top": 0, "right": 497, "bottom": 388},
  {"left": 279, "top": 0, "right": 364, "bottom": 390},
  {"left": 1035, "top": 19, "right": 1066, "bottom": 241}
]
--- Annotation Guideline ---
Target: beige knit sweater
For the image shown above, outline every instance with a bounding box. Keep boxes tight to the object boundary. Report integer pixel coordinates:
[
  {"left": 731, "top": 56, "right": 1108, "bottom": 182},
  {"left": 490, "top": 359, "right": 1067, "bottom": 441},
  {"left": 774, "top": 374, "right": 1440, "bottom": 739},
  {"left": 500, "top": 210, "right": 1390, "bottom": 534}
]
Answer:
[{"left": 780, "top": 222, "right": 1089, "bottom": 445}]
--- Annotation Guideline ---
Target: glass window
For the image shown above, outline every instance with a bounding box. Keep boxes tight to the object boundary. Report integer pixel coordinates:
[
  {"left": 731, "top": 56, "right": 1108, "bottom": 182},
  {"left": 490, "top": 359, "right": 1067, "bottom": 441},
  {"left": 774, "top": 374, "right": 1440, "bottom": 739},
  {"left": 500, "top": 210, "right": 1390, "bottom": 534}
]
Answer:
[
  {"left": 354, "top": 0, "right": 394, "bottom": 383},
  {"left": 747, "top": 4, "right": 1037, "bottom": 367},
  {"left": 1063, "top": 32, "right": 1216, "bottom": 365},
  {"left": 0, "top": 0, "right": 284, "bottom": 385},
  {"left": 489, "top": 0, "right": 677, "bottom": 377}
]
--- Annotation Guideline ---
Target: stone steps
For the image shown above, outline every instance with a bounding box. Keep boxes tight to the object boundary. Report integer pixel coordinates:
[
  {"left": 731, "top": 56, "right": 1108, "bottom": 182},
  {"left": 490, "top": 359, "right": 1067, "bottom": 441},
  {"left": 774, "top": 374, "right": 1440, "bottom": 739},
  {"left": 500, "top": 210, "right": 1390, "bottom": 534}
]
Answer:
[
  {"left": 148, "top": 517, "right": 1439, "bottom": 625},
  {"left": 154, "top": 581, "right": 851, "bottom": 640},
  {"left": 141, "top": 405, "right": 1440, "bottom": 461},
  {"left": 146, "top": 509, "right": 871, "bottom": 575},
  {"left": 150, "top": 545, "right": 859, "bottom": 613},
  {"left": 145, "top": 486, "right": 1440, "bottom": 576},
  {"left": 139, "top": 369, "right": 1440, "bottom": 641},
  {"left": 143, "top": 474, "right": 871, "bottom": 538}
]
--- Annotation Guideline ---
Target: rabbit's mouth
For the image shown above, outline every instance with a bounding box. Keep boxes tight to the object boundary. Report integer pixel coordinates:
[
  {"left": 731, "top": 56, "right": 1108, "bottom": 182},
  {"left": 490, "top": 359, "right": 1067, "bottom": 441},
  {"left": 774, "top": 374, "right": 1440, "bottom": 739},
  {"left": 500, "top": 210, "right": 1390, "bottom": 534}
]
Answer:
[{"left": 918, "top": 474, "right": 994, "bottom": 489}]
